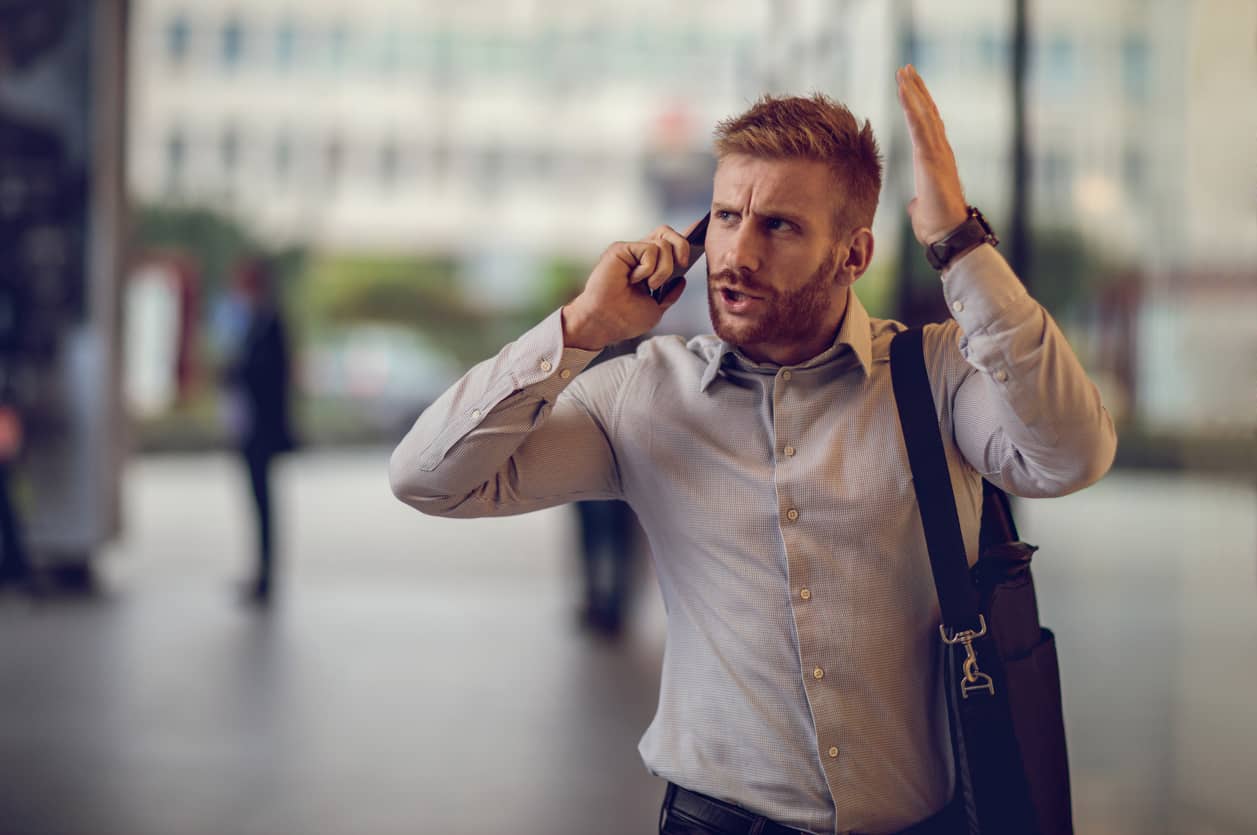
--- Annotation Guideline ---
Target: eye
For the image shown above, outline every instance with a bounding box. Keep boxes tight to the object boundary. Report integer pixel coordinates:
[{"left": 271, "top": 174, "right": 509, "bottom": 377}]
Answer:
[
  {"left": 715, "top": 209, "right": 738, "bottom": 223},
  {"left": 765, "top": 217, "right": 793, "bottom": 232}
]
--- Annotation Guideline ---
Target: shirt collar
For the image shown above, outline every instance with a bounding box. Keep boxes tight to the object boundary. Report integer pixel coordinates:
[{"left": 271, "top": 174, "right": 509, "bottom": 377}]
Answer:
[{"left": 699, "top": 288, "right": 874, "bottom": 392}]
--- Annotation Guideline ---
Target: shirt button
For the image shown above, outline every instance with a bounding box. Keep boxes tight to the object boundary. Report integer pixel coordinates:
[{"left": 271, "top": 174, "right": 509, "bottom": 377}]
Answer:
[
  {"left": 540, "top": 359, "right": 553, "bottom": 372},
  {"left": 951, "top": 300, "right": 964, "bottom": 313},
  {"left": 786, "top": 509, "right": 799, "bottom": 522},
  {"left": 783, "top": 445, "right": 796, "bottom": 457},
  {"left": 813, "top": 667, "right": 825, "bottom": 680},
  {"left": 994, "top": 369, "right": 1008, "bottom": 383},
  {"left": 799, "top": 588, "right": 811, "bottom": 601},
  {"left": 560, "top": 368, "right": 573, "bottom": 380},
  {"left": 471, "top": 409, "right": 482, "bottom": 419},
  {"left": 828, "top": 746, "right": 839, "bottom": 759},
  {"left": 781, "top": 370, "right": 792, "bottom": 381}
]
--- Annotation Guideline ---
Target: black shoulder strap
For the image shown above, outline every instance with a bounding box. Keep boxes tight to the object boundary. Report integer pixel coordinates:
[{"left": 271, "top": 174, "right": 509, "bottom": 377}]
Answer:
[{"left": 889, "top": 328, "right": 982, "bottom": 633}]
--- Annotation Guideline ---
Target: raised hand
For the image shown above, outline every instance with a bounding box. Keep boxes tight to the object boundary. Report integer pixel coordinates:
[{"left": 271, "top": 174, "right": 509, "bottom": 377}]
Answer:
[{"left": 896, "top": 65, "right": 970, "bottom": 245}]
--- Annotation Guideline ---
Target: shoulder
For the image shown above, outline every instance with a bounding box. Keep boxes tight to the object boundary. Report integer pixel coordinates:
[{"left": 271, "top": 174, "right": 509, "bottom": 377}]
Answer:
[
  {"left": 573, "top": 333, "right": 710, "bottom": 394},
  {"left": 867, "top": 312, "right": 964, "bottom": 362},
  {"left": 632, "top": 332, "right": 718, "bottom": 375}
]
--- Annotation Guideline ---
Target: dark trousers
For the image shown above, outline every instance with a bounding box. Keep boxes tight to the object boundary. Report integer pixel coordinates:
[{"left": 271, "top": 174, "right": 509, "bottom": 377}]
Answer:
[
  {"left": 243, "top": 449, "right": 274, "bottom": 594},
  {"left": 659, "top": 783, "right": 964, "bottom": 835},
  {"left": 575, "top": 499, "right": 635, "bottom": 625},
  {"left": 0, "top": 461, "right": 30, "bottom": 584}
]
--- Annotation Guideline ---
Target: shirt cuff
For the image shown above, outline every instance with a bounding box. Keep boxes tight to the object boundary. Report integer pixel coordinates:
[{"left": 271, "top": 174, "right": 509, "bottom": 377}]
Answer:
[
  {"left": 939, "top": 244, "right": 1032, "bottom": 336},
  {"left": 509, "top": 308, "right": 602, "bottom": 402}
]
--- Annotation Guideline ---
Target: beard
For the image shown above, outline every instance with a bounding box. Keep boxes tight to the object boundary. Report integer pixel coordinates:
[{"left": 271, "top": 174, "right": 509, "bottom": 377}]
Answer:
[{"left": 707, "top": 249, "right": 841, "bottom": 351}]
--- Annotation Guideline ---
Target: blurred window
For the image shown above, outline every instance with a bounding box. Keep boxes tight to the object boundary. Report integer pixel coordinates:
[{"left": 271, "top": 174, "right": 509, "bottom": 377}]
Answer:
[
  {"left": 905, "top": 34, "right": 937, "bottom": 75},
  {"left": 221, "top": 16, "right": 245, "bottom": 69},
  {"left": 1122, "top": 146, "right": 1144, "bottom": 195},
  {"left": 166, "top": 13, "right": 192, "bottom": 67},
  {"left": 274, "top": 133, "right": 293, "bottom": 184},
  {"left": 430, "top": 29, "right": 454, "bottom": 86},
  {"left": 378, "top": 28, "right": 401, "bottom": 75},
  {"left": 1046, "top": 35, "right": 1074, "bottom": 84},
  {"left": 431, "top": 141, "right": 450, "bottom": 183},
  {"left": 276, "top": 19, "right": 298, "bottom": 70},
  {"left": 164, "top": 128, "right": 186, "bottom": 194},
  {"left": 221, "top": 125, "right": 241, "bottom": 175},
  {"left": 329, "top": 21, "right": 351, "bottom": 71},
  {"left": 978, "top": 31, "right": 1006, "bottom": 70},
  {"left": 379, "top": 141, "right": 400, "bottom": 187},
  {"left": 1121, "top": 35, "right": 1149, "bottom": 100},
  {"left": 325, "top": 136, "right": 345, "bottom": 190},
  {"left": 1041, "top": 150, "right": 1071, "bottom": 205},
  {"left": 476, "top": 145, "right": 504, "bottom": 196},
  {"left": 531, "top": 147, "right": 555, "bottom": 181}
]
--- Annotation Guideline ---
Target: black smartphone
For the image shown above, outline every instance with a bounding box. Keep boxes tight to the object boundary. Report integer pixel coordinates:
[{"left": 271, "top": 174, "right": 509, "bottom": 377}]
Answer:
[{"left": 649, "top": 212, "right": 710, "bottom": 304}]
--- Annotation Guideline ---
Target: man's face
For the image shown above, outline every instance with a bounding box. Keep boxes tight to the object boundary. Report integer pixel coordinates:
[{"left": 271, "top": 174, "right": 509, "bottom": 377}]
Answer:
[{"left": 705, "top": 154, "right": 852, "bottom": 365}]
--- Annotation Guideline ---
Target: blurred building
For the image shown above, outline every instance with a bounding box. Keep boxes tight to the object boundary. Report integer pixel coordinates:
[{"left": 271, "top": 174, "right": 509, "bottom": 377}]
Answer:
[
  {"left": 128, "top": 0, "right": 1255, "bottom": 431},
  {"left": 127, "top": 1, "right": 752, "bottom": 263}
]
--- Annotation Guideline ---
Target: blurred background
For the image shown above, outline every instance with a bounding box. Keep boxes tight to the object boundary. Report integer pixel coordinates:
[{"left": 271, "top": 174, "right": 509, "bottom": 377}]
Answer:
[{"left": 0, "top": 0, "right": 1254, "bottom": 833}]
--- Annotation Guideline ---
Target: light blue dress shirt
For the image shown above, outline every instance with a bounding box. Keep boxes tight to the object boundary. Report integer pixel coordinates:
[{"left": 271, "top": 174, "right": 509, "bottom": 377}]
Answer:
[{"left": 390, "top": 244, "right": 1116, "bottom": 835}]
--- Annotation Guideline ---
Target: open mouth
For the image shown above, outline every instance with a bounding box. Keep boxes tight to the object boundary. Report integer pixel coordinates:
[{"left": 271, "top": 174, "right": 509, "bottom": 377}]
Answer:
[{"left": 719, "top": 287, "right": 760, "bottom": 304}]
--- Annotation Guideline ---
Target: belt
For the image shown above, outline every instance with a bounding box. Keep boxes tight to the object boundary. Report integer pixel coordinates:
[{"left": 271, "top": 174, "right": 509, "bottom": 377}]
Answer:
[
  {"left": 662, "top": 783, "right": 963, "bottom": 835},
  {"left": 663, "top": 783, "right": 809, "bottom": 835}
]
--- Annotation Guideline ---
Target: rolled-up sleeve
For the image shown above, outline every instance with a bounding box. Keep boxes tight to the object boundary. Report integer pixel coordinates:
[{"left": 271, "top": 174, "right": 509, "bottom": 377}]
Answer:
[
  {"left": 388, "top": 309, "right": 630, "bottom": 517},
  {"left": 929, "top": 244, "right": 1117, "bottom": 498}
]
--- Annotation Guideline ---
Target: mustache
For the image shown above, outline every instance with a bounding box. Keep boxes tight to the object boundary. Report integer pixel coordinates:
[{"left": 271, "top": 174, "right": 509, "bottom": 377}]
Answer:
[{"left": 707, "top": 268, "right": 772, "bottom": 297}]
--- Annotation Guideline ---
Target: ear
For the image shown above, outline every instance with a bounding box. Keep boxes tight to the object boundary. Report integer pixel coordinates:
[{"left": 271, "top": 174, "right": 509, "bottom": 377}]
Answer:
[{"left": 835, "top": 227, "right": 875, "bottom": 287}]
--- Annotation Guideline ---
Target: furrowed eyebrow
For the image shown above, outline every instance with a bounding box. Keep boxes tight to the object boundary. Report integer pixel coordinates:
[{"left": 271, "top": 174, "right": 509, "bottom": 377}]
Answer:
[{"left": 711, "top": 201, "right": 808, "bottom": 228}]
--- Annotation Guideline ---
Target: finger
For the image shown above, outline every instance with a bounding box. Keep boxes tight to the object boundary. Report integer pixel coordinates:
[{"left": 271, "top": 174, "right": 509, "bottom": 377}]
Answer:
[
  {"left": 896, "top": 67, "right": 930, "bottom": 150},
  {"left": 633, "top": 239, "right": 676, "bottom": 290},
  {"left": 904, "top": 66, "right": 948, "bottom": 151},
  {"left": 624, "top": 241, "right": 660, "bottom": 284},
  {"left": 650, "top": 225, "right": 691, "bottom": 274},
  {"left": 909, "top": 65, "right": 943, "bottom": 122}
]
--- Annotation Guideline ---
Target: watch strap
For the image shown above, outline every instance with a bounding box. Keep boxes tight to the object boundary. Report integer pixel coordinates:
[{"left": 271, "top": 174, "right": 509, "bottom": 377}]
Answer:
[{"left": 925, "top": 206, "right": 998, "bottom": 271}]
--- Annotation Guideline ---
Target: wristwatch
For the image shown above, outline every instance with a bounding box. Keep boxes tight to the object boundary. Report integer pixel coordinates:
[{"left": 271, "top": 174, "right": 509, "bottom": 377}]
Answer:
[{"left": 924, "top": 206, "right": 999, "bottom": 271}]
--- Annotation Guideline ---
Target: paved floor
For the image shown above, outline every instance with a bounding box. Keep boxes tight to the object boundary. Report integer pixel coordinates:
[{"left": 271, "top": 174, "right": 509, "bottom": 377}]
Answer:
[{"left": 1, "top": 450, "right": 1254, "bottom": 835}]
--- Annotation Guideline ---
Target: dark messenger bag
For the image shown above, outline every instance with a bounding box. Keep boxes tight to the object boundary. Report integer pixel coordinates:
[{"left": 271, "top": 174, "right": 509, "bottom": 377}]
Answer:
[{"left": 890, "top": 328, "right": 1074, "bottom": 835}]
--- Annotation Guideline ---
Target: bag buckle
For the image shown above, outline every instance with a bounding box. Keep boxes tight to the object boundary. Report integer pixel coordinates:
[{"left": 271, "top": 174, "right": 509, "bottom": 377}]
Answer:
[{"left": 940, "top": 615, "right": 996, "bottom": 699}]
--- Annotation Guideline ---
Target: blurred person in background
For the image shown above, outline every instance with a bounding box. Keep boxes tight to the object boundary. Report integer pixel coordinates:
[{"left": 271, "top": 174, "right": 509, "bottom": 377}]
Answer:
[
  {"left": 391, "top": 67, "right": 1115, "bottom": 835},
  {"left": 222, "top": 257, "right": 295, "bottom": 606},
  {"left": 572, "top": 336, "right": 643, "bottom": 638},
  {"left": 0, "top": 404, "right": 31, "bottom": 593}
]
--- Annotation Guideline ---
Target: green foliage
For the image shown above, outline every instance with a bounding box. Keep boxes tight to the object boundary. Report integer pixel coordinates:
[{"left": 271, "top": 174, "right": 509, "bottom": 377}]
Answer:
[
  {"left": 1024, "top": 227, "right": 1119, "bottom": 318},
  {"left": 134, "top": 205, "right": 261, "bottom": 299},
  {"left": 301, "top": 253, "right": 496, "bottom": 364},
  {"left": 853, "top": 259, "right": 895, "bottom": 318},
  {"left": 522, "top": 257, "right": 588, "bottom": 322}
]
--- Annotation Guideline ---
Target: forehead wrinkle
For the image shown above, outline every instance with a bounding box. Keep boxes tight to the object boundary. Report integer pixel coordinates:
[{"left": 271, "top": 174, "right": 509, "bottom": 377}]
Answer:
[{"left": 713, "top": 156, "right": 836, "bottom": 226}]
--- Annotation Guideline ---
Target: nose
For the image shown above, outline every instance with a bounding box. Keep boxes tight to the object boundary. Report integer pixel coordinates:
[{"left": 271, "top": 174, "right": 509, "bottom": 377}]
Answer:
[{"left": 724, "top": 220, "right": 762, "bottom": 274}]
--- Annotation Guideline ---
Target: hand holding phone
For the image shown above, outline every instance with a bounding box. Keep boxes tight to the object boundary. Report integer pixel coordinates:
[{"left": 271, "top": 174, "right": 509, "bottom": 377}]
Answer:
[{"left": 649, "top": 212, "right": 709, "bottom": 304}]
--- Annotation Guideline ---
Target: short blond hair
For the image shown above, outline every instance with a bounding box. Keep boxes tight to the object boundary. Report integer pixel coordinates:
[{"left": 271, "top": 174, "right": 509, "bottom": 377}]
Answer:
[{"left": 713, "top": 94, "right": 883, "bottom": 232}]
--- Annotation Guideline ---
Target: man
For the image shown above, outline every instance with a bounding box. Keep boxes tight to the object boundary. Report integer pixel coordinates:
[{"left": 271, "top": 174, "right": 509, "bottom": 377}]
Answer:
[
  {"left": 223, "top": 258, "right": 295, "bottom": 605},
  {"left": 390, "top": 67, "right": 1115, "bottom": 835}
]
